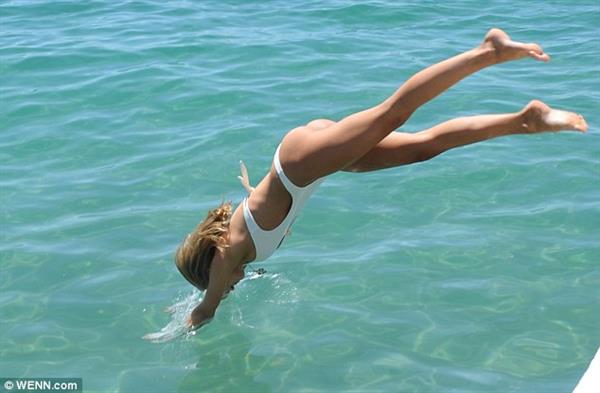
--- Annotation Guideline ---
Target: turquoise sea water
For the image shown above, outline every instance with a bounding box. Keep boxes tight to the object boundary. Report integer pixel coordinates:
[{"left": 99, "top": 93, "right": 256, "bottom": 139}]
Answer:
[{"left": 1, "top": 1, "right": 599, "bottom": 392}]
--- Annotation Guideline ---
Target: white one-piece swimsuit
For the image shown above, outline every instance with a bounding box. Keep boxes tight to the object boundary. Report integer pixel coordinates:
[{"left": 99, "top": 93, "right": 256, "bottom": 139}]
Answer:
[{"left": 241, "top": 144, "right": 324, "bottom": 261}]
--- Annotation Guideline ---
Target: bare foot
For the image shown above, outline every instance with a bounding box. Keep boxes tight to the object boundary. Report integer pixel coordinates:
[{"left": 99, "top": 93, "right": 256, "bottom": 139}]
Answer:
[
  {"left": 522, "top": 100, "right": 588, "bottom": 133},
  {"left": 481, "top": 28, "right": 550, "bottom": 63}
]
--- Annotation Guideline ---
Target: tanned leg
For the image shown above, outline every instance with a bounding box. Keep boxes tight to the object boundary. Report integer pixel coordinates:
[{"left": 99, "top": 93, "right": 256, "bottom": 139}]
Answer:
[
  {"left": 284, "top": 28, "right": 550, "bottom": 185},
  {"left": 381, "top": 28, "right": 550, "bottom": 125},
  {"left": 345, "top": 100, "right": 588, "bottom": 172}
]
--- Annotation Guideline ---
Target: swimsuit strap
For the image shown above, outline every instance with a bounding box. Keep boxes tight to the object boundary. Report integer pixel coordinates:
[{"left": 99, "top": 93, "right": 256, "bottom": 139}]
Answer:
[
  {"left": 237, "top": 146, "right": 323, "bottom": 261},
  {"left": 242, "top": 197, "right": 261, "bottom": 233},
  {"left": 239, "top": 145, "right": 301, "bottom": 196}
]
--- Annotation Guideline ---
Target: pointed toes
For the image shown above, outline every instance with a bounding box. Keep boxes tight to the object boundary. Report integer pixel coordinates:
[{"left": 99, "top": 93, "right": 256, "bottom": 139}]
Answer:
[
  {"left": 524, "top": 42, "right": 550, "bottom": 62},
  {"left": 576, "top": 116, "right": 589, "bottom": 132},
  {"left": 528, "top": 49, "right": 550, "bottom": 62}
]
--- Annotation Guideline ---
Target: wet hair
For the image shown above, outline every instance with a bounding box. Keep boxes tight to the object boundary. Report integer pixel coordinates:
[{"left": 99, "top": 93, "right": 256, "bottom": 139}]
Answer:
[{"left": 175, "top": 201, "right": 232, "bottom": 291}]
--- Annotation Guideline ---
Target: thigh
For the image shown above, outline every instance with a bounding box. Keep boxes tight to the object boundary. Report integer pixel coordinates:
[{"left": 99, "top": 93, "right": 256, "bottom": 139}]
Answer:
[
  {"left": 342, "top": 131, "right": 427, "bottom": 172},
  {"left": 279, "top": 106, "right": 393, "bottom": 186}
]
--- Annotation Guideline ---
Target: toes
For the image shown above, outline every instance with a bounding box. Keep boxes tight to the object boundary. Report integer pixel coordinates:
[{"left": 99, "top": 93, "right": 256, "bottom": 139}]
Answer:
[
  {"left": 526, "top": 43, "right": 550, "bottom": 62},
  {"left": 575, "top": 116, "right": 589, "bottom": 132},
  {"left": 528, "top": 101, "right": 588, "bottom": 133},
  {"left": 565, "top": 113, "right": 588, "bottom": 133},
  {"left": 528, "top": 50, "right": 550, "bottom": 62}
]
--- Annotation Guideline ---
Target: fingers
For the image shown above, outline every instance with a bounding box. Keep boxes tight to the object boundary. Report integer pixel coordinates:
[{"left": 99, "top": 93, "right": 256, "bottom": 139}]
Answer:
[
  {"left": 238, "top": 160, "right": 255, "bottom": 194},
  {"left": 239, "top": 160, "right": 250, "bottom": 181}
]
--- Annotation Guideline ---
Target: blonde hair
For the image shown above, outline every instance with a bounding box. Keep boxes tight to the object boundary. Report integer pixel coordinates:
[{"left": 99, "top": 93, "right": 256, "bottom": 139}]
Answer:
[{"left": 175, "top": 201, "right": 232, "bottom": 290}]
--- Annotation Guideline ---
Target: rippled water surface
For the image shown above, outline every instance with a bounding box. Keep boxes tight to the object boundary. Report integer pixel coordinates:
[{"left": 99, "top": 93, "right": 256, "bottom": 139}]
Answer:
[{"left": 1, "top": 1, "right": 599, "bottom": 392}]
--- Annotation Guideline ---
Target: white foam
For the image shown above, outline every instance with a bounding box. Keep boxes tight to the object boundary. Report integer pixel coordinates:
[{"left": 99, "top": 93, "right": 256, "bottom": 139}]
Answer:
[
  {"left": 142, "top": 291, "right": 202, "bottom": 343},
  {"left": 142, "top": 270, "right": 270, "bottom": 343}
]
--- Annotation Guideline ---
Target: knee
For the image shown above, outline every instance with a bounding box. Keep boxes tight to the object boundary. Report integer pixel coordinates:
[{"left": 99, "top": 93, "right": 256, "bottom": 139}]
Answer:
[
  {"left": 381, "top": 107, "right": 413, "bottom": 131},
  {"left": 413, "top": 149, "right": 440, "bottom": 163},
  {"left": 414, "top": 139, "right": 444, "bottom": 163},
  {"left": 410, "top": 134, "right": 442, "bottom": 163},
  {"left": 341, "top": 163, "right": 365, "bottom": 173}
]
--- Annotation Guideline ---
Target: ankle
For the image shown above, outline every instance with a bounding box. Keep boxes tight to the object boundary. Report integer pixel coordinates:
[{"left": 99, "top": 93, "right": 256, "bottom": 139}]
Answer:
[
  {"left": 474, "top": 44, "right": 498, "bottom": 66},
  {"left": 515, "top": 110, "right": 530, "bottom": 134}
]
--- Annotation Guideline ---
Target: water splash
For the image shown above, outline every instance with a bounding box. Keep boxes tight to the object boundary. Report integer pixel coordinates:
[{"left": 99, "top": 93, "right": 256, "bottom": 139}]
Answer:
[
  {"left": 142, "top": 291, "right": 202, "bottom": 343},
  {"left": 142, "top": 268, "right": 268, "bottom": 343}
]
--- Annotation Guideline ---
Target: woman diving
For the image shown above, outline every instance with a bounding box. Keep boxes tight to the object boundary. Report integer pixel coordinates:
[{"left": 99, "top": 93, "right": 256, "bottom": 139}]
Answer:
[{"left": 168, "top": 28, "right": 588, "bottom": 333}]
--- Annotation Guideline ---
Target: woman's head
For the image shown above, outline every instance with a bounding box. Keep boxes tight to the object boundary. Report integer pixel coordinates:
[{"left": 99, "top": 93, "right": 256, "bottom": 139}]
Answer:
[{"left": 175, "top": 201, "right": 232, "bottom": 291}]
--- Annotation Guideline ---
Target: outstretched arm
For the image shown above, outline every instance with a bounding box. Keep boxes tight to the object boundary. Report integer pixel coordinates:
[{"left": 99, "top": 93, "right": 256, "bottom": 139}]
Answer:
[{"left": 187, "top": 253, "right": 233, "bottom": 330}]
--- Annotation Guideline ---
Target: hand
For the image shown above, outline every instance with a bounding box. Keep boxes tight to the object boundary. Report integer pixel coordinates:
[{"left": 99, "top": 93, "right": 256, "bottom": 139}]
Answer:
[
  {"left": 238, "top": 160, "right": 255, "bottom": 194},
  {"left": 142, "top": 303, "right": 213, "bottom": 343},
  {"left": 187, "top": 304, "right": 213, "bottom": 331}
]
